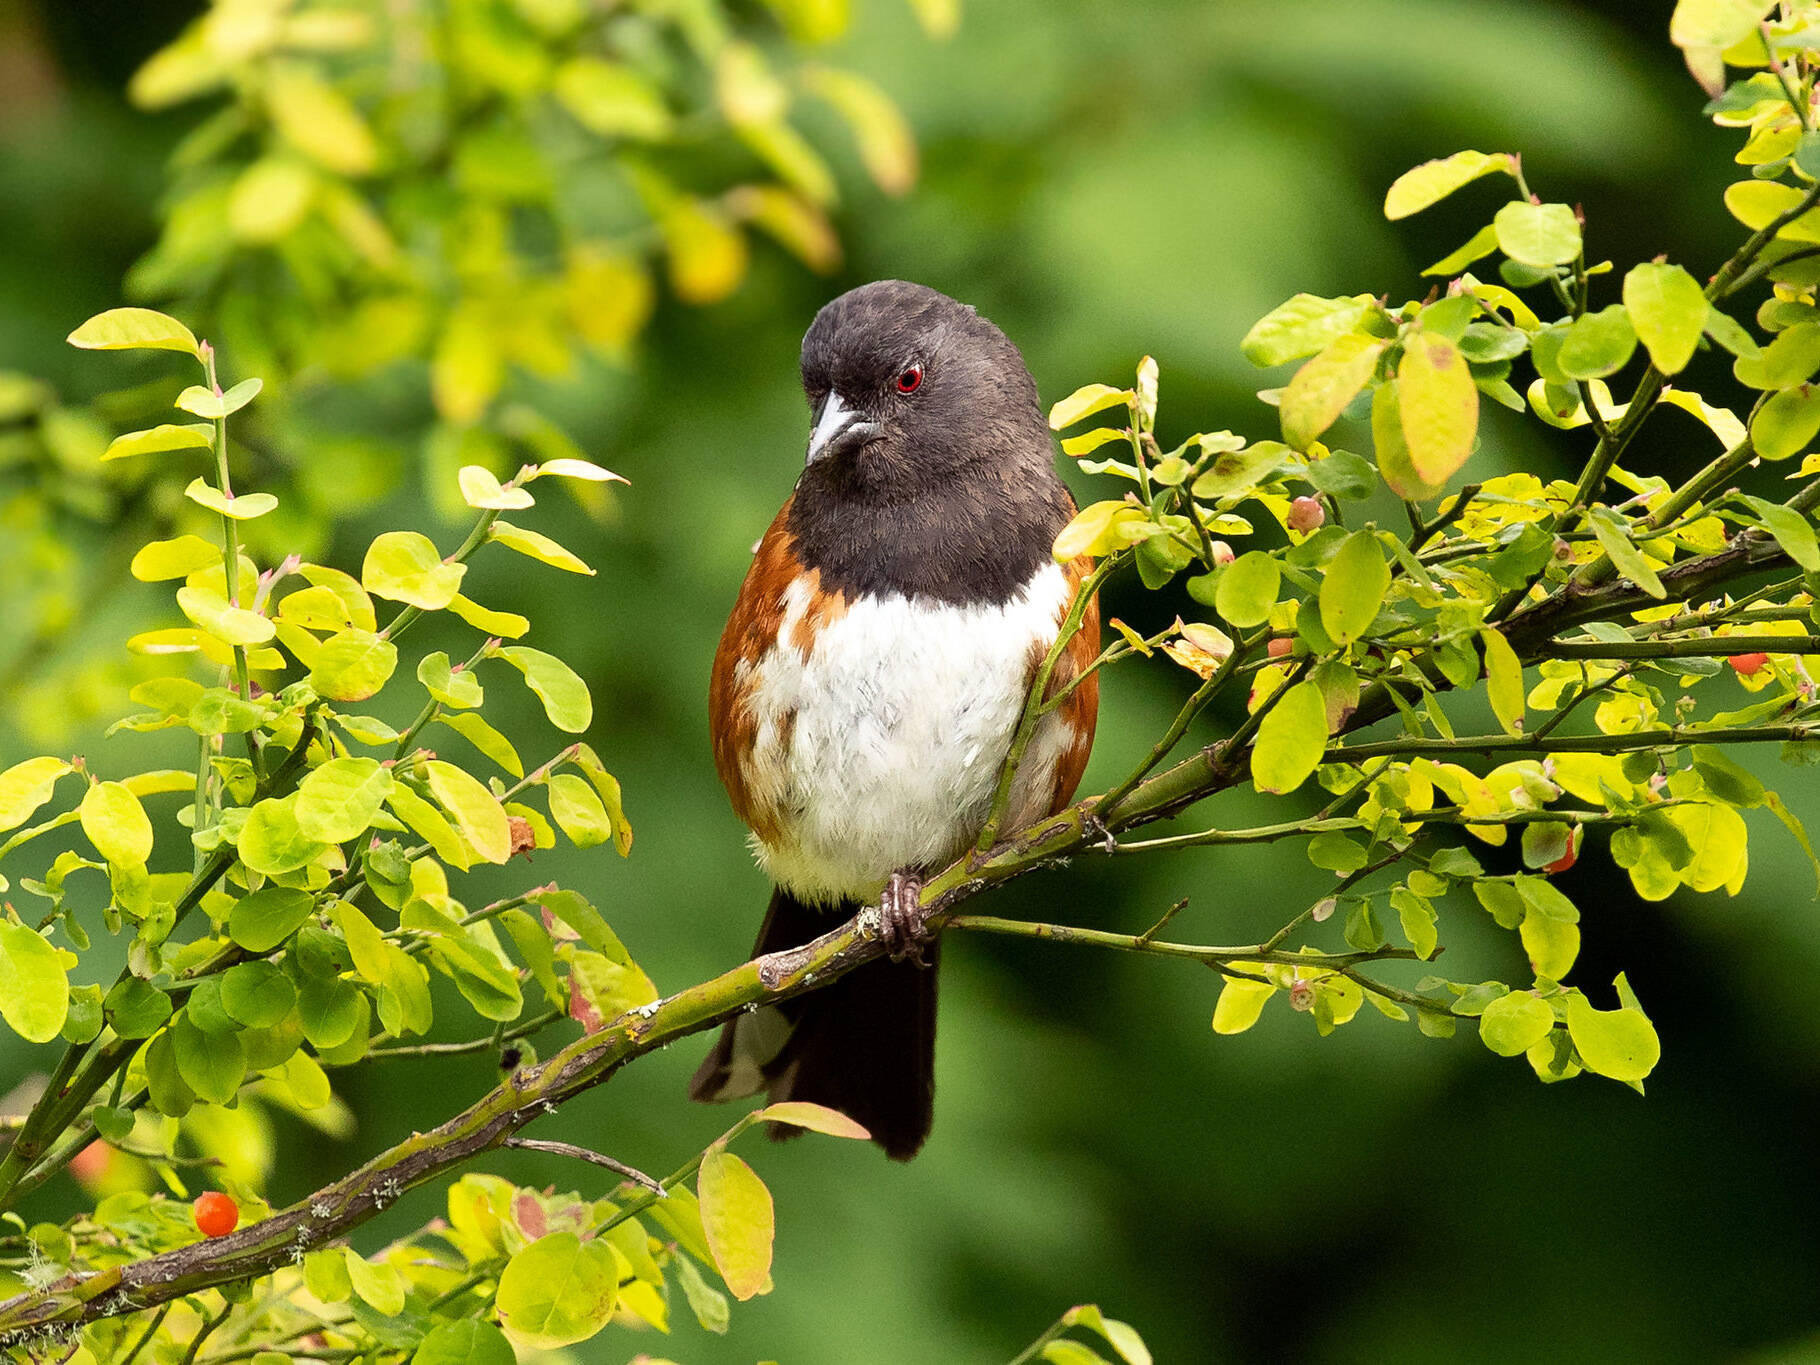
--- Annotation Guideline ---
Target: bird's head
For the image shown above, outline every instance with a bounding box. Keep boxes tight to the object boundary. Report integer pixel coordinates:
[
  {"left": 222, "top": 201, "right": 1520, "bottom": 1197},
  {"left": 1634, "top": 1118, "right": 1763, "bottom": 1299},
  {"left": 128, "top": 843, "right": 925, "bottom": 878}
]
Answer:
[{"left": 796, "top": 280, "right": 1050, "bottom": 494}]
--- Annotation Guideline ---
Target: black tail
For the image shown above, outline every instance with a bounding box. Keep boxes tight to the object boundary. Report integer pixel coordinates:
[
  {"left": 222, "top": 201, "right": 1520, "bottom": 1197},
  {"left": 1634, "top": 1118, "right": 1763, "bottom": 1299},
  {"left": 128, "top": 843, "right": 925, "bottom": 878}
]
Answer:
[{"left": 688, "top": 888, "right": 938, "bottom": 1161}]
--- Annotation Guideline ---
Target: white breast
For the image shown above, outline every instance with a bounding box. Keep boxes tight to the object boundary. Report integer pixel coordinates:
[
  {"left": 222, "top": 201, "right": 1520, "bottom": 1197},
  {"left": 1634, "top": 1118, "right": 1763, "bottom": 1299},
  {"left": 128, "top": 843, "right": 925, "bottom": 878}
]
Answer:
[{"left": 738, "top": 563, "right": 1076, "bottom": 903}]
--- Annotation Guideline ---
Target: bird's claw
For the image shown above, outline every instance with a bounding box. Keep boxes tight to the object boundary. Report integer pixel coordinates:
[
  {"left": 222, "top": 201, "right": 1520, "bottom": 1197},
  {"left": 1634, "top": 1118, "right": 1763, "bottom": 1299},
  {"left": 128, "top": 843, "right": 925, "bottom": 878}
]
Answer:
[{"left": 878, "top": 870, "right": 933, "bottom": 965}]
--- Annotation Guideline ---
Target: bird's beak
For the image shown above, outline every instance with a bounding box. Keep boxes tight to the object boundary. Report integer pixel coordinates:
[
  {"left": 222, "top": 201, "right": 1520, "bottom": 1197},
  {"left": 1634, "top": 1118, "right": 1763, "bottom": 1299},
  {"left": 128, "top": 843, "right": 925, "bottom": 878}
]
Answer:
[{"left": 806, "top": 391, "right": 882, "bottom": 465}]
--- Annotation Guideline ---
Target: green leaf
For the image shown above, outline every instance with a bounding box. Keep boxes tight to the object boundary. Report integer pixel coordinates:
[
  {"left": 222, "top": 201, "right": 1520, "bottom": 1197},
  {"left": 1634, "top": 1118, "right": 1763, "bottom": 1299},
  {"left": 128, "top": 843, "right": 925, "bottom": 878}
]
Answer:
[
  {"left": 176, "top": 585, "right": 276, "bottom": 647},
  {"left": 67, "top": 307, "right": 202, "bottom": 359},
  {"left": 1519, "top": 910, "right": 1580, "bottom": 981},
  {"left": 220, "top": 961, "right": 296, "bottom": 1028},
  {"left": 173, "top": 1013, "right": 247, "bottom": 1104},
  {"left": 1065, "top": 1305, "right": 1154, "bottom": 1365},
  {"left": 435, "top": 712, "right": 523, "bottom": 777},
  {"left": 1623, "top": 262, "right": 1708, "bottom": 374},
  {"left": 228, "top": 887, "right": 316, "bottom": 953},
  {"left": 104, "top": 978, "right": 172, "bottom": 1039},
  {"left": 1043, "top": 1343, "right": 1113, "bottom": 1365},
  {"left": 1670, "top": 0, "right": 1776, "bottom": 51},
  {"left": 411, "top": 1321, "right": 516, "bottom": 1365},
  {"left": 184, "top": 477, "right": 278, "bottom": 520},
  {"left": 1480, "top": 627, "right": 1525, "bottom": 735},
  {"left": 1214, "top": 552, "right": 1279, "bottom": 629},
  {"left": 1397, "top": 334, "right": 1479, "bottom": 487},
  {"left": 545, "top": 773, "right": 614, "bottom": 848},
  {"left": 1211, "top": 975, "right": 1275, "bottom": 1034},
  {"left": 1318, "top": 531, "right": 1389, "bottom": 645},
  {"left": 304, "top": 1247, "right": 353, "bottom": 1304},
  {"left": 362, "top": 531, "right": 467, "bottom": 610},
  {"left": 1240, "top": 294, "right": 1374, "bottom": 367},
  {"left": 296, "top": 758, "right": 394, "bottom": 843},
  {"left": 238, "top": 796, "right": 331, "bottom": 876},
  {"left": 61, "top": 984, "right": 103, "bottom": 1044},
  {"left": 497, "top": 1232, "right": 620, "bottom": 1349},
  {"left": 130, "top": 535, "right": 220, "bottom": 581},
  {"left": 673, "top": 1251, "right": 731, "bottom": 1334},
  {"left": 1749, "top": 385, "right": 1820, "bottom": 460},
  {"left": 297, "top": 974, "right": 364, "bottom": 1050},
  {"left": 176, "top": 377, "right": 262, "bottom": 419},
  {"left": 1493, "top": 201, "right": 1581, "bottom": 267},
  {"left": 1734, "top": 320, "right": 1820, "bottom": 389},
  {"left": 79, "top": 781, "right": 153, "bottom": 868},
  {"left": 0, "top": 757, "right": 71, "bottom": 832},
  {"left": 310, "top": 629, "right": 399, "bottom": 703},
  {"left": 1479, "top": 991, "right": 1555, "bottom": 1056},
  {"left": 101, "top": 422, "right": 214, "bottom": 462},
  {"left": 699, "top": 1147, "right": 775, "bottom": 1302},
  {"left": 495, "top": 647, "right": 593, "bottom": 732},
  {"left": 1423, "top": 224, "right": 1500, "bottom": 277},
  {"left": 1739, "top": 494, "right": 1820, "bottom": 570},
  {"left": 1587, "top": 507, "right": 1666, "bottom": 598},
  {"left": 418, "top": 652, "right": 483, "bottom": 709},
  {"left": 342, "top": 1247, "right": 406, "bottom": 1317},
  {"left": 0, "top": 923, "right": 70, "bottom": 1043},
  {"left": 1383, "top": 150, "right": 1515, "bottom": 219},
  {"left": 1250, "top": 681, "right": 1328, "bottom": 795},
  {"left": 1053, "top": 500, "right": 1146, "bottom": 560},
  {"left": 1279, "top": 334, "right": 1383, "bottom": 450},
  {"left": 1048, "top": 383, "right": 1132, "bottom": 429},
  {"left": 1557, "top": 305, "right": 1638, "bottom": 380},
  {"left": 552, "top": 55, "right": 675, "bottom": 140},
  {"left": 488, "top": 521, "right": 596, "bottom": 575},
  {"left": 1565, "top": 985, "right": 1660, "bottom": 1084},
  {"left": 1705, "top": 305, "right": 1760, "bottom": 359},
  {"left": 425, "top": 761, "right": 511, "bottom": 864},
  {"left": 457, "top": 465, "right": 535, "bottom": 511},
  {"left": 754, "top": 1101, "right": 871, "bottom": 1139}
]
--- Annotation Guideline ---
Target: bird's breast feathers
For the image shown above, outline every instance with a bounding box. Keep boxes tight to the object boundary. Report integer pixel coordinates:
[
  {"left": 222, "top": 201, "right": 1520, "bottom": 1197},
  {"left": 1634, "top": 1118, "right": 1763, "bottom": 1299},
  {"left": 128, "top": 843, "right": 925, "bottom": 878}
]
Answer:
[{"left": 711, "top": 507, "right": 1097, "bottom": 903}]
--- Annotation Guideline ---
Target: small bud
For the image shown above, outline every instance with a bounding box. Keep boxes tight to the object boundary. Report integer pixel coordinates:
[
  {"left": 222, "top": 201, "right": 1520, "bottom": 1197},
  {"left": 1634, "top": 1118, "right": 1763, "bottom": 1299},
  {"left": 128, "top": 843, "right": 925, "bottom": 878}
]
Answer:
[
  {"left": 1287, "top": 497, "right": 1325, "bottom": 532},
  {"left": 1289, "top": 978, "right": 1316, "bottom": 1012},
  {"left": 508, "top": 816, "right": 536, "bottom": 857},
  {"left": 1553, "top": 538, "right": 1573, "bottom": 560},
  {"left": 1267, "top": 637, "right": 1294, "bottom": 659},
  {"left": 1311, "top": 897, "right": 1337, "bottom": 923},
  {"left": 1210, "top": 539, "right": 1236, "bottom": 566},
  {"left": 1649, "top": 772, "right": 1668, "bottom": 792}
]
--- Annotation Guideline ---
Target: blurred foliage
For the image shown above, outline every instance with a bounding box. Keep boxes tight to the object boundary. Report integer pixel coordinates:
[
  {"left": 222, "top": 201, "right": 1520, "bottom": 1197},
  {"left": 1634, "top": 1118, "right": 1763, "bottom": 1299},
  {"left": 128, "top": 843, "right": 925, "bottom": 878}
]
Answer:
[
  {"left": 8, "top": 1, "right": 1820, "bottom": 1364},
  {"left": 0, "top": 0, "right": 932, "bottom": 744}
]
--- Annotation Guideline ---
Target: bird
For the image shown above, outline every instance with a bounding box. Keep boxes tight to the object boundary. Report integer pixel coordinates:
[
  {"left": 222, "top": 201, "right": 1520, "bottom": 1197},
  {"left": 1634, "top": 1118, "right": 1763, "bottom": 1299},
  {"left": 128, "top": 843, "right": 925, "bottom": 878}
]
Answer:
[{"left": 690, "top": 279, "right": 1101, "bottom": 1160}]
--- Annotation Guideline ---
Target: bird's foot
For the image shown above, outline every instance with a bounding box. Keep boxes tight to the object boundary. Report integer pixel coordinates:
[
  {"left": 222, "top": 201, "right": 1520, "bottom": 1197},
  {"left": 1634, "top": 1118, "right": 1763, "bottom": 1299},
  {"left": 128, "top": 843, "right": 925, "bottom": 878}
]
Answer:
[{"left": 878, "top": 870, "right": 933, "bottom": 965}]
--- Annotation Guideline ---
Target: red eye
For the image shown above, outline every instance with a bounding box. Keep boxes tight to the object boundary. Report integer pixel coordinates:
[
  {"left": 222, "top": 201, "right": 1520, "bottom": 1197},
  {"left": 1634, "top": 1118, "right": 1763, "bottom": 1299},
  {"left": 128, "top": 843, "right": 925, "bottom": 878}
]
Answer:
[{"left": 896, "top": 365, "right": 923, "bottom": 394}]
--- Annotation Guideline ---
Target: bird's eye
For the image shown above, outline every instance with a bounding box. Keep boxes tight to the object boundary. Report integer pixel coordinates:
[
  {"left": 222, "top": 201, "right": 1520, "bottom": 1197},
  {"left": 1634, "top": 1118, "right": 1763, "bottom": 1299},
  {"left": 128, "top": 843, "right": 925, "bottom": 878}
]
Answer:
[{"left": 895, "top": 365, "right": 923, "bottom": 395}]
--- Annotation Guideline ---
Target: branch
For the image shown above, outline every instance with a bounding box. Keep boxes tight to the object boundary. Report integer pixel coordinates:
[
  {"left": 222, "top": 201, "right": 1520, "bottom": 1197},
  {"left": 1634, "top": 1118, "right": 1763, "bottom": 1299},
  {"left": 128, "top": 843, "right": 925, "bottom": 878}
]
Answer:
[{"left": 499, "top": 1139, "right": 663, "bottom": 1194}]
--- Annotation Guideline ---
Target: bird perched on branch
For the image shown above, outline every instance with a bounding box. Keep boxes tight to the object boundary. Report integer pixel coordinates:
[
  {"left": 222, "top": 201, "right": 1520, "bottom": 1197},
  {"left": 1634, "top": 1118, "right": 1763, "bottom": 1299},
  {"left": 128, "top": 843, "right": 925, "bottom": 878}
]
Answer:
[{"left": 691, "top": 280, "right": 1101, "bottom": 1159}]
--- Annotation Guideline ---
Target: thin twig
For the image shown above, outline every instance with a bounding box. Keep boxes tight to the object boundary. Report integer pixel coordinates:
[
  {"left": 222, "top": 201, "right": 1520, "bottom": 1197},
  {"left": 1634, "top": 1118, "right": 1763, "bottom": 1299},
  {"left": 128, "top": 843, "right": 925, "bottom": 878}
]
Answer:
[{"left": 501, "top": 1139, "right": 663, "bottom": 1194}]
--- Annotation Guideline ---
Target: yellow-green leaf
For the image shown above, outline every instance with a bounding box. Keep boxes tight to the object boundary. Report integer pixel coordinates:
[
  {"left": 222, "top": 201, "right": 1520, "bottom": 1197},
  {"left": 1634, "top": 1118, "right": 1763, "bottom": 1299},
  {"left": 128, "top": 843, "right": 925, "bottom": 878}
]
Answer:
[
  {"left": 698, "top": 1148, "right": 774, "bottom": 1302},
  {"left": 1383, "top": 150, "right": 1515, "bottom": 220},
  {"left": 1397, "top": 333, "right": 1479, "bottom": 487},
  {"left": 184, "top": 477, "right": 278, "bottom": 520},
  {"left": 130, "top": 535, "right": 219, "bottom": 581},
  {"left": 1048, "top": 384, "right": 1132, "bottom": 431},
  {"left": 425, "top": 760, "right": 511, "bottom": 864},
  {"left": 1, "top": 757, "right": 72, "bottom": 833},
  {"left": 1250, "top": 681, "right": 1328, "bottom": 795},
  {"left": 1480, "top": 626, "right": 1525, "bottom": 735},
  {"left": 1279, "top": 334, "right": 1383, "bottom": 449},
  {"left": 102, "top": 422, "right": 214, "bottom": 462},
  {"left": 1318, "top": 531, "right": 1388, "bottom": 645},
  {"left": 1493, "top": 201, "right": 1582, "bottom": 267},
  {"left": 79, "top": 781, "right": 153, "bottom": 868},
  {"left": 1565, "top": 987, "right": 1660, "bottom": 1084},
  {"left": 67, "top": 307, "right": 201, "bottom": 359},
  {"left": 1479, "top": 991, "right": 1554, "bottom": 1057},
  {"left": 363, "top": 531, "right": 467, "bottom": 609},
  {"left": 497, "top": 1232, "right": 620, "bottom": 1349},
  {"left": 1623, "top": 262, "right": 1707, "bottom": 375},
  {"left": 495, "top": 647, "right": 592, "bottom": 732},
  {"left": 1211, "top": 976, "right": 1275, "bottom": 1035},
  {"left": 0, "top": 923, "right": 70, "bottom": 1044},
  {"left": 755, "top": 1101, "right": 870, "bottom": 1139},
  {"left": 487, "top": 521, "right": 595, "bottom": 575}
]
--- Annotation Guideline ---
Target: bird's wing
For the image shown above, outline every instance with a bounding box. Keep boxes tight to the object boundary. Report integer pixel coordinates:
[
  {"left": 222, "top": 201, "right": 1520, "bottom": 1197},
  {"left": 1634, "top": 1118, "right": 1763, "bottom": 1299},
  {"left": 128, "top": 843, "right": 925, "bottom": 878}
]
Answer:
[
  {"left": 708, "top": 497, "right": 802, "bottom": 845},
  {"left": 1036, "top": 551, "right": 1101, "bottom": 815}
]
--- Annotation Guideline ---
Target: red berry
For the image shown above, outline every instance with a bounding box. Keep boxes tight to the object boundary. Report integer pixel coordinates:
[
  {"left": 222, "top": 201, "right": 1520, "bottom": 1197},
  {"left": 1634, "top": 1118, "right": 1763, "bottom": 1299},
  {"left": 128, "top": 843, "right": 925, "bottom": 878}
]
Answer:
[
  {"left": 1267, "top": 637, "right": 1294, "bottom": 658},
  {"left": 68, "top": 1141, "right": 109, "bottom": 1187},
  {"left": 194, "top": 1191, "right": 239, "bottom": 1238},
  {"left": 1728, "top": 652, "right": 1769, "bottom": 677},
  {"left": 1287, "top": 497, "right": 1325, "bottom": 532}
]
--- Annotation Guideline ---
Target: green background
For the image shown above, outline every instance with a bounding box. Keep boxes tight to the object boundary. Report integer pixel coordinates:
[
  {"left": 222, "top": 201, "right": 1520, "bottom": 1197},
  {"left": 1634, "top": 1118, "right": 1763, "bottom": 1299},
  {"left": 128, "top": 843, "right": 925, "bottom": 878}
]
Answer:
[{"left": 4, "top": 1, "right": 1820, "bottom": 1361}]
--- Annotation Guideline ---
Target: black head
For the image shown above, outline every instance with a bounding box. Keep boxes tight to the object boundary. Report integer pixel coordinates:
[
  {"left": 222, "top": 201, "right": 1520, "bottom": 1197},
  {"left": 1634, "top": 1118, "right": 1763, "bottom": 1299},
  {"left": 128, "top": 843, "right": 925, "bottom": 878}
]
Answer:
[
  {"left": 786, "top": 281, "right": 1074, "bottom": 605},
  {"left": 797, "top": 280, "right": 1053, "bottom": 491}
]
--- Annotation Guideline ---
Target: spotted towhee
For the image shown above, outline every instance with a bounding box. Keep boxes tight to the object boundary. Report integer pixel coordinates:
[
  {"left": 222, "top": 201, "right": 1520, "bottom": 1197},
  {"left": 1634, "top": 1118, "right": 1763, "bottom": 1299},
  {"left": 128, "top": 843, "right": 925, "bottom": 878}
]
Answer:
[{"left": 690, "top": 280, "right": 1100, "bottom": 1159}]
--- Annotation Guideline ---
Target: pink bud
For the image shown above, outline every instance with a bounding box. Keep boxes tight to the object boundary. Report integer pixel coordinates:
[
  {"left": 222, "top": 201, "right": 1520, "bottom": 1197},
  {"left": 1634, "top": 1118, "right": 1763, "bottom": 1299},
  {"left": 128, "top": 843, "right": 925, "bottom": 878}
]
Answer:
[
  {"left": 1287, "top": 497, "right": 1325, "bottom": 532},
  {"left": 1289, "top": 979, "right": 1316, "bottom": 1012},
  {"left": 1210, "top": 540, "right": 1236, "bottom": 567}
]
